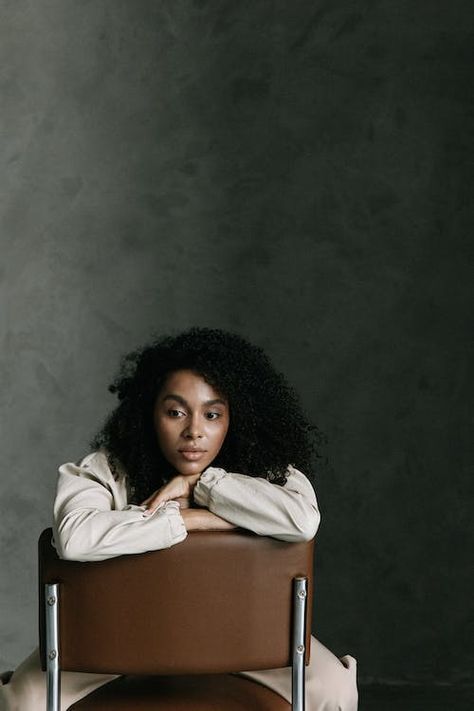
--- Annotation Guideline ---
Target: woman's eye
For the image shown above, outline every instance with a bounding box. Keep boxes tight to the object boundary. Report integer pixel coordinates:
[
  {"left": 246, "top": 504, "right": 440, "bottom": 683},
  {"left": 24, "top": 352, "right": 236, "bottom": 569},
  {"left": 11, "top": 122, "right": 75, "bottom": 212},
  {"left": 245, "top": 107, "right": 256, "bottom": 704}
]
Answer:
[
  {"left": 206, "top": 412, "right": 221, "bottom": 420},
  {"left": 168, "top": 409, "right": 184, "bottom": 418}
]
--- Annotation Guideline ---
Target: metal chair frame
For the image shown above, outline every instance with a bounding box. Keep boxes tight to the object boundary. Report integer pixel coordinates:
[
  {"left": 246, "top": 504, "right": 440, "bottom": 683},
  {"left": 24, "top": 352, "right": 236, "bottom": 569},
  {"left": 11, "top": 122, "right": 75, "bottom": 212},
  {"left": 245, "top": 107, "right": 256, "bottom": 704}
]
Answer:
[{"left": 43, "top": 562, "right": 308, "bottom": 711}]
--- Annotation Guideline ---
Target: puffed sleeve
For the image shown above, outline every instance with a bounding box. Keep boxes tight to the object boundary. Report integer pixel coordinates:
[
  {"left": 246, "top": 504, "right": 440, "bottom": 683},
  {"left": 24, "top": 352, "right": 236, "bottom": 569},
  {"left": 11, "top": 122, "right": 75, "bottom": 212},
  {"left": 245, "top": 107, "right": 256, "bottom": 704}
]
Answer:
[
  {"left": 53, "top": 451, "right": 187, "bottom": 562},
  {"left": 193, "top": 464, "right": 320, "bottom": 542}
]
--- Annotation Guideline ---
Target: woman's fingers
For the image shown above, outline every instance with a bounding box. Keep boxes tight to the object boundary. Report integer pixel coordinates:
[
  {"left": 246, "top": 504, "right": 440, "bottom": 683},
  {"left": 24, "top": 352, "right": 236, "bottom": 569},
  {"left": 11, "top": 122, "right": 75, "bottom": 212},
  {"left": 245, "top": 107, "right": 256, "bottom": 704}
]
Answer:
[
  {"left": 141, "top": 481, "right": 188, "bottom": 515},
  {"left": 141, "top": 482, "right": 176, "bottom": 508},
  {"left": 142, "top": 494, "right": 167, "bottom": 515},
  {"left": 175, "top": 496, "right": 191, "bottom": 509},
  {"left": 141, "top": 474, "right": 199, "bottom": 515},
  {"left": 140, "top": 490, "right": 162, "bottom": 507},
  {"left": 143, "top": 493, "right": 191, "bottom": 516}
]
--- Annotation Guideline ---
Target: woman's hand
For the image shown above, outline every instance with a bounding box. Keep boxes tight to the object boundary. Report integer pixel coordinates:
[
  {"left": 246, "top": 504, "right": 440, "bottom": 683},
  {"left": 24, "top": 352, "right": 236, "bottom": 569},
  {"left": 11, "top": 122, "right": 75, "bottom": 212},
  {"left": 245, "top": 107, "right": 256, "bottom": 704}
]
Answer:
[
  {"left": 141, "top": 473, "right": 201, "bottom": 515},
  {"left": 181, "top": 508, "right": 238, "bottom": 532}
]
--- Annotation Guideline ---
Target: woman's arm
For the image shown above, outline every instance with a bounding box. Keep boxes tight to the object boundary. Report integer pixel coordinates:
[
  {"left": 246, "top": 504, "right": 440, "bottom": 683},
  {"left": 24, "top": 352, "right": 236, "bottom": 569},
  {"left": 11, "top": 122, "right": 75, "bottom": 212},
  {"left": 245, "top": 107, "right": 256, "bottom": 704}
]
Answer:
[
  {"left": 193, "top": 465, "right": 320, "bottom": 542},
  {"left": 140, "top": 476, "right": 238, "bottom": 532},
  {"left": 53, "top": 452, "right": 187, "bottom": 562},
  {"left": 180, "top": 508, "right": 237, "bottom": 531}
]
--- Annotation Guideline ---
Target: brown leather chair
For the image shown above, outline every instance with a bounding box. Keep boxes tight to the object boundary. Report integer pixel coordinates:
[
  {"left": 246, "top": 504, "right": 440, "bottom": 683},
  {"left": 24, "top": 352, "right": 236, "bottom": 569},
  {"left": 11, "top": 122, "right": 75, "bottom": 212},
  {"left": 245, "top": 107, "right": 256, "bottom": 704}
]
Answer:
[{"left": 38, "top": 528, "right": 314, "bottom": 711}]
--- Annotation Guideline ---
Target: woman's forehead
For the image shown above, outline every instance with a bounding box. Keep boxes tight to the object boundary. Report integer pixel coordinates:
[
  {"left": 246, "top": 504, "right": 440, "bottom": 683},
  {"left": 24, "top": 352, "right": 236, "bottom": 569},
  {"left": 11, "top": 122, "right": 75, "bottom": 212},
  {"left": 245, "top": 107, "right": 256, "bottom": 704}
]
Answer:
[{"left": 160, "top": 369, "right": 228, "bottom": 404}]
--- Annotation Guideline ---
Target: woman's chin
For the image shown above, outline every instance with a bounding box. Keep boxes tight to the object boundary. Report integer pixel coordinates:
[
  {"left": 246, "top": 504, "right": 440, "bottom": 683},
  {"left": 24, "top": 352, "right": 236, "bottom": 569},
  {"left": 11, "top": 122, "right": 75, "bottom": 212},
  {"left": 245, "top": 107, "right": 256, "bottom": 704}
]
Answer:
[
  {"left": 179, "top": 460, "right": 208, "bottom": 475},
  {"left": 170, "top": 452, "right": 216, "bottom": 476}
]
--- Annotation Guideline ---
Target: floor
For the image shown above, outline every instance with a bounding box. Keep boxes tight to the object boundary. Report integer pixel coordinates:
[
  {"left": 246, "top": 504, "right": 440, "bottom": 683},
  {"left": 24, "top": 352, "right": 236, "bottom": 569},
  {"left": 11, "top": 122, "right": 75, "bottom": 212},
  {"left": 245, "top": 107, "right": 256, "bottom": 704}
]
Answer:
[{"left": 360, "top": 684, "right": 474, "bottom": 711}]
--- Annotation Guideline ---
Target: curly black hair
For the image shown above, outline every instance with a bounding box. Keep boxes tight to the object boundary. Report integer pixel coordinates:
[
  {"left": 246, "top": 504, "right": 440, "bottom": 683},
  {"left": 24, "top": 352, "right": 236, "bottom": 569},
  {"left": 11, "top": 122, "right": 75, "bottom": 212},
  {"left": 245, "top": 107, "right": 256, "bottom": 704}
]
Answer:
[{"left": 91, "top": 327, "right": 321, "bottom": 504}]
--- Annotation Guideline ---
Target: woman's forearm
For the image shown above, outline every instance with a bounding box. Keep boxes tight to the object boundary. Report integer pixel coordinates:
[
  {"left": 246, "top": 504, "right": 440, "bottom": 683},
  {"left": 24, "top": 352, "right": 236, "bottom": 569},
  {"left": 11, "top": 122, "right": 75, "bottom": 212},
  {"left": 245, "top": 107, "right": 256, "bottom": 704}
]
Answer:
[
  {"left": 193, "top": 466, "right": 320, "bottom": 542},
  {"left": 180, "top": 508, "right": 236, "bottom": 531}
]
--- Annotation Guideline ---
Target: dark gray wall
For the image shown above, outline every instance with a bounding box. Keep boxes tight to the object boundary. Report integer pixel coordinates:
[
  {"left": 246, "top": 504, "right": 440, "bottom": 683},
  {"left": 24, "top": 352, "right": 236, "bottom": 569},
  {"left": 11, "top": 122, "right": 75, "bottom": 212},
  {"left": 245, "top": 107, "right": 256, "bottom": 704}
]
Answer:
[{"left": 1, "top": 0, "right": 472, "bottom": 685}]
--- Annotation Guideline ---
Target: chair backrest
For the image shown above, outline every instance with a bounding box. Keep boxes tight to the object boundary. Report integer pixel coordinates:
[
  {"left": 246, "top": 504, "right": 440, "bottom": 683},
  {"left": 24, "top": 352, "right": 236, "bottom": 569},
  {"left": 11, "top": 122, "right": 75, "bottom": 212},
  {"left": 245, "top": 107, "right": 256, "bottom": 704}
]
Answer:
[{"left": 38, "top": 528, "right": 314, "bottom": 677}]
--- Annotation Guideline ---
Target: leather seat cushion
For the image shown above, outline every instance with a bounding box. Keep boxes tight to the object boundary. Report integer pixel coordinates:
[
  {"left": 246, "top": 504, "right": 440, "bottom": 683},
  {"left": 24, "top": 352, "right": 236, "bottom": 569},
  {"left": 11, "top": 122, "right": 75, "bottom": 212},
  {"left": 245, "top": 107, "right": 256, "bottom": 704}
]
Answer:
[{"left": 69, "top": 673, "right": 291, "bottom": 710}]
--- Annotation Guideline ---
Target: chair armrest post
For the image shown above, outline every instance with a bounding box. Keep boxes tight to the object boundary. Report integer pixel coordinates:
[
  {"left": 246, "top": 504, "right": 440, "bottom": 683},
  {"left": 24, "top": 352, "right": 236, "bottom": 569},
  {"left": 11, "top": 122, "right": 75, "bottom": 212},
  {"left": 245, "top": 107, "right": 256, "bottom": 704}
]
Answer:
[
  {"left": 45, "top": 583, "right": 61, "bottom": 711},
  {"left": 292, "top": 576, "right": 307, "bottom": 711}
]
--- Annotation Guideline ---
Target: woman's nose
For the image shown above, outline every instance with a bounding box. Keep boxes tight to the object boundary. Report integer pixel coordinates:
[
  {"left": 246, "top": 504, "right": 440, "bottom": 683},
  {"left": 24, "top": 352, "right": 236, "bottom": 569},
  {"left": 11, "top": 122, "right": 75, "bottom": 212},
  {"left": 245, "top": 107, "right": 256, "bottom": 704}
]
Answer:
[
  {"left": 184, "top": 418, "right": 202, "bottom": 439},
  {"left": 184, "top": 430, "right": 203, "bottom": 439}
]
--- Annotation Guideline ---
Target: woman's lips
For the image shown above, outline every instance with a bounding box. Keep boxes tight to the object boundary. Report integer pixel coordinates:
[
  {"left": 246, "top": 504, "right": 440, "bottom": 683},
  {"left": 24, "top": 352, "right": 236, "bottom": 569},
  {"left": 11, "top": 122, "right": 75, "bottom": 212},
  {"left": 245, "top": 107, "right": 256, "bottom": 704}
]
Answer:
[{"left": 178, "top": 450, "right": 206, "bottom": 461}]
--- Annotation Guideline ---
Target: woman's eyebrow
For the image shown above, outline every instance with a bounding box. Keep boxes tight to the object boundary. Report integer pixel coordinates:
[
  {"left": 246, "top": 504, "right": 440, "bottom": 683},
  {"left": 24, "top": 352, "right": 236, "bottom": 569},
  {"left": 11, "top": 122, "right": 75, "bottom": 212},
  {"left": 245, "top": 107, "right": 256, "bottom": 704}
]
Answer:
[
  {"left": 203, "top": 398, "right": 227, "bottom": 406},
  {"left": 162, "top": 394, "right": 227, "bottom": 407},
  {"left": 162, "top": 394, "right": 188, "bottom": 407}
]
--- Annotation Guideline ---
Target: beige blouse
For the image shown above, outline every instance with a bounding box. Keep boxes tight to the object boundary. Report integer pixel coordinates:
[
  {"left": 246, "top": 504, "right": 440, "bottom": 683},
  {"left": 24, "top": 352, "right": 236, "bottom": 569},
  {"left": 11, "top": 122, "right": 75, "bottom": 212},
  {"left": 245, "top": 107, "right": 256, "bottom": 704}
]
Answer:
[{"left": 53, "top": 450, "right": 320, "bottom": 562}]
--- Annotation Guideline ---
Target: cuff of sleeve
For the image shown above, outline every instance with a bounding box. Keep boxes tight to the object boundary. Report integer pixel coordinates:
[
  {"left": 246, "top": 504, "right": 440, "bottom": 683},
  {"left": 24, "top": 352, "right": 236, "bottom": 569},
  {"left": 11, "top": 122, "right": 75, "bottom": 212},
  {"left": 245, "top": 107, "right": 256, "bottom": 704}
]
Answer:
[
  {"left": 193, "top": 467, "right": 227, "bottom": 507},
  {"left": 163, "top": 501, "right": 188, "bottom": 545}
]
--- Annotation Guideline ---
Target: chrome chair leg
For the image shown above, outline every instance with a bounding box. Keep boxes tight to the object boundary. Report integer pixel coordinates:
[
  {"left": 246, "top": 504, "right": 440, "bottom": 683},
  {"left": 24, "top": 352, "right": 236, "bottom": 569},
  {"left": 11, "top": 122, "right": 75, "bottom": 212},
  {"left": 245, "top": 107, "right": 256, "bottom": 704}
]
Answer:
[
  {"left": 291, "top": 577, "right": 308, "bottom": 711},
  {"left": 292, "top": 576, "right": 307, "bottom": 711},
  {"left": 45, "top": 583, "right": 60, "bottom": 711}
]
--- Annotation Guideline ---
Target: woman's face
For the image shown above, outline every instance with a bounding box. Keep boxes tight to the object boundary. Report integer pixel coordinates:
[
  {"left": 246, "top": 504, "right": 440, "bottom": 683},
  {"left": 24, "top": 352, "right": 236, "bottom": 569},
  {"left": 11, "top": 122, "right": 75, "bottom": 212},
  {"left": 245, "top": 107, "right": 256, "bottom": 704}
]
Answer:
[{"left": 153, "top": 369, "right": 230, "bottom": 476}]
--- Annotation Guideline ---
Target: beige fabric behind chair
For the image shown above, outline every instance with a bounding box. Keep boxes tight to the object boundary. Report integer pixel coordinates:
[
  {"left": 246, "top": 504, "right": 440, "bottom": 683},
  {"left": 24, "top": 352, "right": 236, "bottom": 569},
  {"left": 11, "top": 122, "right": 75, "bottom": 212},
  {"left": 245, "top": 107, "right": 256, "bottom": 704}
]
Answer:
[{"left": 1, "top": 638, "right": 358, "bottom": 711}]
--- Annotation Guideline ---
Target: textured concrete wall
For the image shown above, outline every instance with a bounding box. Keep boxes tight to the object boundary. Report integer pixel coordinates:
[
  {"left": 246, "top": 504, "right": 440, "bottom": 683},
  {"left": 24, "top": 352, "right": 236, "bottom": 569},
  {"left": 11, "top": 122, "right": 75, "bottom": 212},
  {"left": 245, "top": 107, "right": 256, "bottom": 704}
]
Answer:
[{"left": 1, "top": 0, "right": 472, "bottom": 684}]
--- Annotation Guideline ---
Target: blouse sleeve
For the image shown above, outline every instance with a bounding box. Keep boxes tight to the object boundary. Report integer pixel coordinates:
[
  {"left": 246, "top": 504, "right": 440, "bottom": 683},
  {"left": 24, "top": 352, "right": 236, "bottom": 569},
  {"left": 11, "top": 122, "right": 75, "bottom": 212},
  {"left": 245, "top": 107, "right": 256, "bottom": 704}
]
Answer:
[
  {"left": 53, "top": 452, "right": 187, "bottom": 562},
  {"left": 193, "top": 465, "right": 320, "bottom": 542}
]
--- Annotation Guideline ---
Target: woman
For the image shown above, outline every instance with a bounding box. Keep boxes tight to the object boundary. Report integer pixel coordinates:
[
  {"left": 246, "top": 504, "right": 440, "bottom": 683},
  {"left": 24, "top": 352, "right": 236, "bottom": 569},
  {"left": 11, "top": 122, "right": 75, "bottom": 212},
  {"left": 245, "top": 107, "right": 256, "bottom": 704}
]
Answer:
[{"left": 0, "top": 327, "right": 358, "bottom": 710}]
